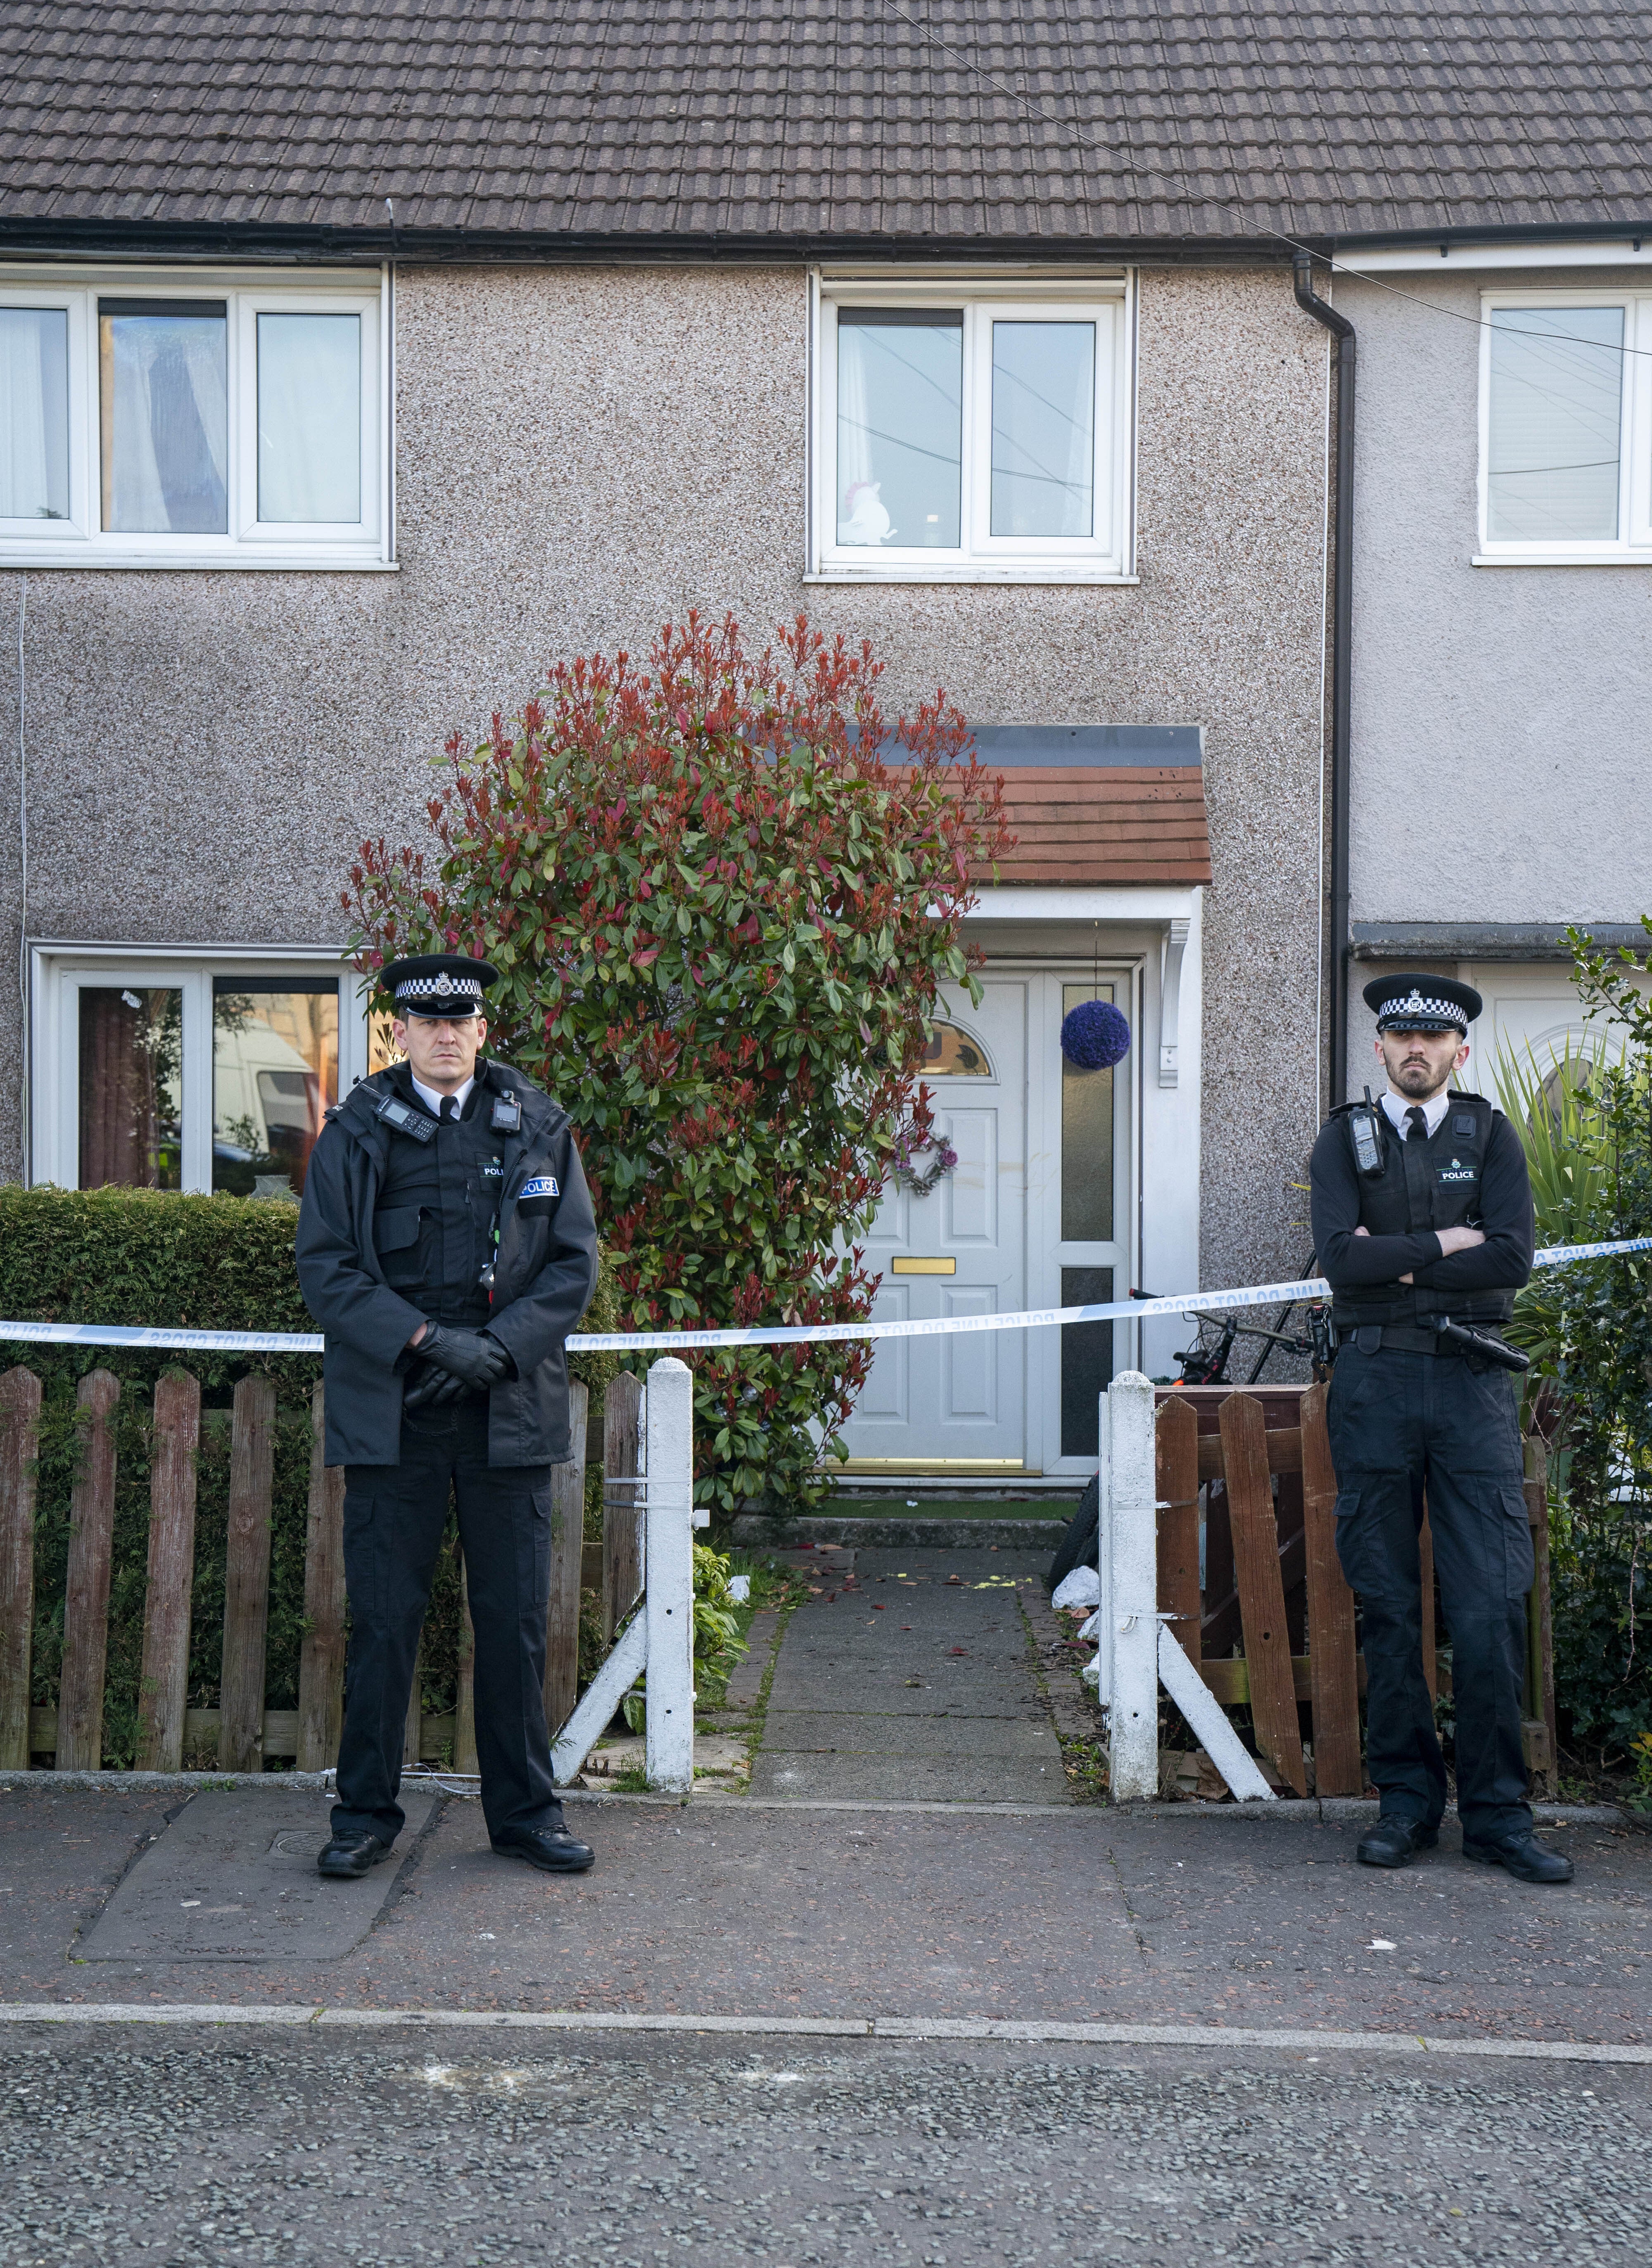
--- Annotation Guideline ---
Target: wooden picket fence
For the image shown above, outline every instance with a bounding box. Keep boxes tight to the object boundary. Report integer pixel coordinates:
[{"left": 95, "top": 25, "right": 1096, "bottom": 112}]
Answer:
[
  {"left": 1155, "top": 1383, "right": 1557, "bottom": 1797},
  {"left": 0, "top": 1365, "right": 647, "bottom": 1774}
]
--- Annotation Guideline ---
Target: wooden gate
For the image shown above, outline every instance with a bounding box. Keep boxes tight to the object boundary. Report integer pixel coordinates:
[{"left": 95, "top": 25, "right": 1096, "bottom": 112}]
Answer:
[
  {"left": 1154, "top": 1384, "right": 1556, "bottom": 1798},
  {"left": 0, "top": 1365, "right": 646, "bottom": 1776}
]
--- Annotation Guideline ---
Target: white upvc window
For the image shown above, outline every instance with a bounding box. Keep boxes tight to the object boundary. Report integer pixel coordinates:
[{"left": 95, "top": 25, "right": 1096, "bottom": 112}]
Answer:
[
  {"left": 807, "top": 273, "right": 1135, "bottom": 583},
  {"left": 27, "top": 944, "right": 389, "bottom": 1197},
  {"left": 1476, "top": 289, "right": 1652, "bottom": 562},
  {"left": 0, "top": 266, "right": 391, "bottom": 570}
]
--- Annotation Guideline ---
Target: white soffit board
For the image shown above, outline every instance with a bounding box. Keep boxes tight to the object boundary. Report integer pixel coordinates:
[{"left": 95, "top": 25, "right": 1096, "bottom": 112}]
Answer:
[{"left": 1335, "top": 241, "right": 1652, "bottom": 274}]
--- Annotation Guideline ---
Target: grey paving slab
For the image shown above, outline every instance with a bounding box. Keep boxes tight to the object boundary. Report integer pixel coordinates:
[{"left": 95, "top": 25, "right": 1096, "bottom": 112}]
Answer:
[
  {"left": 1099, "top": 1809, "right": 1652, "bottom": 2038},
  {"left": 764, "top": 1659, "right": 1049, "bottom": 1718},
  {"left": 761, "top": 1709, "right": 1059, "bottom": 1758},
  {"left": 719, "top": 1609, "right": 779, "bottom": 1707},
  {"left": 748, "top": 1751, "right": 1068, "bottom": 1803},
  {"left": 752, "top": 1545, "right": 1066, "bottom": 1803},
  {"left": 76, "top": 1789, "right": 438, "bottom": 1965},
  {"left": 764, "top": 1548, "right": 1049, "bottom": 1725}
]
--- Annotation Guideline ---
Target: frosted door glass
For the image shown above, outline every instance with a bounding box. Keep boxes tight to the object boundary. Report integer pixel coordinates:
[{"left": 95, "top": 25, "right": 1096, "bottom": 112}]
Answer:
[
  {"left": 0, "top": 308, "right": 69, "bottom": 521},
  {"left": 836, "top": 312, "right": 962, "bottom": 547},
  {"left": 991, "top": 321, "right": 1095, "bottom": 538},
  {"left": 100, "top": 306, "right": 228, "bottom": 533},
  {"left": 1487, "top": 306, "right": 1624, "bottom": 542},
  {"left": 1061, "top": 981, "right": 1115, "bottom": 1243},
  {"left": 257, "top": 312, "right": 361, "bottom": 523}
]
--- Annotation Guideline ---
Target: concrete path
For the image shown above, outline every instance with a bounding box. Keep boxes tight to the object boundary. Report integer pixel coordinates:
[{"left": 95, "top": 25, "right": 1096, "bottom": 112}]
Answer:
[{"left": 749, "top": 1545, "right": 1071, "bottom": 1804}]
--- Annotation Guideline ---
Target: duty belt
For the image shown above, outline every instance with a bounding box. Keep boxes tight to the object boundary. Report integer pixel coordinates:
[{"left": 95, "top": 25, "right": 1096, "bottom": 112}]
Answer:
[{"left": 1351, "top": 1321, "right": 1529, "bottom": 1372}]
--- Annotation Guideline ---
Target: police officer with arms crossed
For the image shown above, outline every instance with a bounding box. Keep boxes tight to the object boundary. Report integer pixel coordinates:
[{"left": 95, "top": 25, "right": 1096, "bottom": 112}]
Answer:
[
  {"left": 1309, "top": 973, "right": 1571, "bottom": 1884},
  {"left": 296, "top": 954, "right": 601, "bottom": 1880}
]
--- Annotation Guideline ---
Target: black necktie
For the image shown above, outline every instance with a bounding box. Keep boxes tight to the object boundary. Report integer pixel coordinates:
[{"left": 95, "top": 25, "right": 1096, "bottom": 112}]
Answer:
[
  {"left": 1405, "top": 1105, "right": 1427, "bottom": 1142},
  {"left": 439, "top": 1095, "right": 458, "bottom": 1123}
]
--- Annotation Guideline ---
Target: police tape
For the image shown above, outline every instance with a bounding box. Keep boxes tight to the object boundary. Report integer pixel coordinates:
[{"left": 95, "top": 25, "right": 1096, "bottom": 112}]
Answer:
[{"left": 1, "top": 1235, "right": 1649, "bottom": 1360}]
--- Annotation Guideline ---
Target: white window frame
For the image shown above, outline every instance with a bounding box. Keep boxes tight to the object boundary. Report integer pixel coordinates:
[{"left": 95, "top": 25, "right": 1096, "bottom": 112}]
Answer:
[
  {"left": 1475, "top": 287, "right": 1652, "bottom": 565},
  {"left": 807, "top": 271, "right": 1137, "bottom": 585},
  {"left": 0, "top": 264, "right": 393, "bottom": 571},
  {"left": 27, "top": 942, "right": 376, "bottom": 1191}
]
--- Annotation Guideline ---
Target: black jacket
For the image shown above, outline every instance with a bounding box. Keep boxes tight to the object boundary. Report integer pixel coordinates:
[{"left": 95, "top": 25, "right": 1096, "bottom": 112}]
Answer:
[
  {"left": 1309, "top": 1089, "right": 1533, "bottom": 1330},
  {"left": 295, "top": 1059, "right": 599, "bottom": 1467}
]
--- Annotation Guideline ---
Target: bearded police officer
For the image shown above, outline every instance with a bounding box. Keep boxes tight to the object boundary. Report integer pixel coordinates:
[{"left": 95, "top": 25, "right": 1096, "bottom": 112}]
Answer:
[
  {"left": 1309, "top": 974, "right": 1571, "bottom": 1884},
  {"left": 296, "top": 954, "right": 601, "bottom": 1880}
]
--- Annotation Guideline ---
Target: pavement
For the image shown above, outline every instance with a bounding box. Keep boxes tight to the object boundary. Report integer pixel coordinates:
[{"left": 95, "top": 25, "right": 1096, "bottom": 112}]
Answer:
[{"left": 0, "top": 1783, "right": 1646, "bottom": 2043}]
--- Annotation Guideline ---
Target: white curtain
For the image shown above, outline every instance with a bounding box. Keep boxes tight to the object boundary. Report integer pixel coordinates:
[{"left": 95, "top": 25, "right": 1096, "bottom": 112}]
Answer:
[
  {"left": 104, "top": 313, "right": 228, "bottom": 533},
  {"left": 0, "top": 308, "right": 68, "bottom": 521},
  {"left": 835, "top": 321, "right": 878, "bottom": 543},
  {"left": 257, "top": 312, "right": 361, "bottom": 523}
]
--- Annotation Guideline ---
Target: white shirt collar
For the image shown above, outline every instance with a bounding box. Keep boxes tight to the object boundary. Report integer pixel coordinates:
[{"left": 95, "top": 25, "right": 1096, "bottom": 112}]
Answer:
[
  {"left": 1381, "top": 1087, "right": 1450, "bottom": 1138},
  {"left": 410, "top": 1073, "right": 475, "bottom": 1120}
]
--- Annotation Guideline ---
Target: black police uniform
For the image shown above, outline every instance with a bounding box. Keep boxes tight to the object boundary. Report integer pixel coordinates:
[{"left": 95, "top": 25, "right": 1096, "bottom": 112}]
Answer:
[
  {"left": 295, "top": 961, "right": 599, "bottom": 1859},
  {"left": 1308, "top": 976, "right": 1536, "bottom": 1849}
]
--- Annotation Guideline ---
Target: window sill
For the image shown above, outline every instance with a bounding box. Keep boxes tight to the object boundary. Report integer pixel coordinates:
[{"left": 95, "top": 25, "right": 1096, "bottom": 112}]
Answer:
[
  {"left": 1470, "top": 551, "right": 1652, "bottom": 567},
  {"left": 0, "top": 547, "right": 397, "bottom": 573},
  {"left": 804, "top": 566, "right": 1139, "bottom": 587}
]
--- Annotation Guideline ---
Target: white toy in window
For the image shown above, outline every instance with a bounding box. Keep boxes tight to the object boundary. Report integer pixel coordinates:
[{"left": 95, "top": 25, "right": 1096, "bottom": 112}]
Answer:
[{"left": 841, "top": 479, "right": 894, "bottom": 544}]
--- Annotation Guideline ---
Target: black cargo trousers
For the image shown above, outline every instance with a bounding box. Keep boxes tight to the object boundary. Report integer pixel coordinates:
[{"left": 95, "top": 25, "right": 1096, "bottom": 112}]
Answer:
[
  {"left": 330, "top": 1396, "right": 563, "bottom": 1848},
  {"left": 1326, "top": 1338, "right": 1534, "bottom": 1843}
]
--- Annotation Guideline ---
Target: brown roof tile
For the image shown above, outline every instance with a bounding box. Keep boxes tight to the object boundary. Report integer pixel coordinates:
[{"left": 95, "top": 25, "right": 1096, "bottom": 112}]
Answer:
[{"left": 985, "top": 766, "right": 1213, "bottom": 889}]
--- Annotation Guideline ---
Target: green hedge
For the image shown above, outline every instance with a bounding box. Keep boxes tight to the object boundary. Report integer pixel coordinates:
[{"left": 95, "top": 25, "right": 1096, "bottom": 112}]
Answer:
[
  {"left": 0, "top": 1187, "right": 617, "bottom": 1765},
  {"left": 0, "top": 1184, "right": 617, "bottom": 1401}
]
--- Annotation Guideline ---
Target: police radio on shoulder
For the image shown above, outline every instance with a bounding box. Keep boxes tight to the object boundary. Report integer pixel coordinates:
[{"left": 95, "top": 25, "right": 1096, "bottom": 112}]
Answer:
[{"left": 1347, "top": 1085, "right": 1386, "bottom": 1179}]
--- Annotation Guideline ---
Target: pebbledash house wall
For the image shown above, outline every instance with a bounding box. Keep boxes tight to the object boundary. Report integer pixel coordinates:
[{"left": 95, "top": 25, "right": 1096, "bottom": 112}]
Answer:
[
  {"left": 0, "top": 257, "right": 1330, "bottom": 1299},
  {"left": 1342, "top": 262, "right": 1652, "bottom": 1090}
]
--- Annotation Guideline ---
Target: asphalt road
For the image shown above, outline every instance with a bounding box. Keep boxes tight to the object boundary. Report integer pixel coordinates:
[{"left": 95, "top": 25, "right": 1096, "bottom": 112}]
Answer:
[{"left": 2, "top": 2026, "right": 1645, "bottom": 2267}]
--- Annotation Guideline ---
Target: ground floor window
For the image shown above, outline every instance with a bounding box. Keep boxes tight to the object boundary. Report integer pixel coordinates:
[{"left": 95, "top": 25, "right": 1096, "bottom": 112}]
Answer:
[{"left": 30, "top": 947, "right": 377, "bottom": 1197}]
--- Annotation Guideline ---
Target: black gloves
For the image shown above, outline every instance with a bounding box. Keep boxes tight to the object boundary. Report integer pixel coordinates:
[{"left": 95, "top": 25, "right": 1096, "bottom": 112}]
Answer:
[{"left": 403, "top": 1324, "right": 514, "bottom": 1410}]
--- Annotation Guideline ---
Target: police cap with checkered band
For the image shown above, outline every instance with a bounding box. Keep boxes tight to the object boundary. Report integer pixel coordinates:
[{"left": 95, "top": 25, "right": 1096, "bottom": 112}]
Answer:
[
  {"left": 377, "top": 953, "right": 499, "bottom": 1020},
  {"left": 1362, "top": 972, "right": 1483, "bottom": 1036}
]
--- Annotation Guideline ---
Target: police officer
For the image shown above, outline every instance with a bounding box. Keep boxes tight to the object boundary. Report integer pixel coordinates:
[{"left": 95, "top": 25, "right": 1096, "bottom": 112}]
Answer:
[
  {"left": 1309, "top": 973, "right": 1571, "bottom": 1883},
  {"left": 296, "top": 954, "right": 601, "bottom": 1879}
]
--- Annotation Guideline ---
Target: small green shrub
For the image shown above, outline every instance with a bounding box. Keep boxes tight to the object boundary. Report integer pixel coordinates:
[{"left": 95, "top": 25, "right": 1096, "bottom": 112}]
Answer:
[{"left": 1496, "top": 939, "right": 1652, "bottom": 1780}]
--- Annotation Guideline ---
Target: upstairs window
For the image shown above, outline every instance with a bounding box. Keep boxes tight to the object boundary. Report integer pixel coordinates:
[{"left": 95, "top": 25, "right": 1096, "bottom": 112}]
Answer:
[
  {"left": 1479, "top": 291, "right": 1652, "bottom": 559},
  {"left": 0, "top": 269, "right": 387, "bottom": 569},
  {"left": 812, "top": 278, "right": 1133, "bottom": 582}
]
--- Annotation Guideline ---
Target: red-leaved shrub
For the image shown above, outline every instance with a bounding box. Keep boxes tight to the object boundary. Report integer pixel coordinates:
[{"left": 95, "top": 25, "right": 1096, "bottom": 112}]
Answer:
[{"left": 345, "top": 612, "right": 1009, "bottom": 1513}]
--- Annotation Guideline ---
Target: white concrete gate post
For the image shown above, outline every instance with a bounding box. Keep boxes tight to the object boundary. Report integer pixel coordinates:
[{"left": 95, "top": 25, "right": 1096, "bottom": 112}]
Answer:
[
  {"left": 643, "top": 1354, "right": 699, "bottom": 1794},
  {"left": 547, "top": 1356, "right": 704, "bottom": 1795},
  {"left": 1102, "top": 1371, "right": 1161, "bottom": 1801},
  {"left": 1098, "top": 1369, "right": 1277, "bottom": 1806}
]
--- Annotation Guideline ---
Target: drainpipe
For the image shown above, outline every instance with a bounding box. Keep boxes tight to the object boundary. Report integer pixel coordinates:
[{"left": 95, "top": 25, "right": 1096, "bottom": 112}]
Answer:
[{"left": 1293, "top": 252, "right": 1355, "bottom": 1106}]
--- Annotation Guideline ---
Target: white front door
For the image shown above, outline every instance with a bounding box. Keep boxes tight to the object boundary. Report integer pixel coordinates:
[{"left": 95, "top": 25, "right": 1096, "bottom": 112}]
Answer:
[
  {"left": 838, "top": 965, "right": 1137, "bottom": 1478},
  {"left": 839, "top": 980, "right": 1028, "bottom": 1474}
]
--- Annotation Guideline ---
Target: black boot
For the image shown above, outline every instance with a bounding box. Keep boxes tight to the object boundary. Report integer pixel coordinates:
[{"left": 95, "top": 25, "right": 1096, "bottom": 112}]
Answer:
[
  {"left": 1356, "top": 1816, "right": 1439, "bottom": 1869},
  {"left": 317, "top": 1831, "right": 394, "bottom": 1880},
  {"left": 1462, "top": 1830, "right": 1574, "bottom": 1884}
]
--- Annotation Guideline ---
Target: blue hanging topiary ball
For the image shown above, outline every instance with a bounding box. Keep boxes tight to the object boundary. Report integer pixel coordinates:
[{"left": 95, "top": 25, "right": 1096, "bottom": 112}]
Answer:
[{"left": 1060, "top": 998, "right": 1132, "bottom": 1070}]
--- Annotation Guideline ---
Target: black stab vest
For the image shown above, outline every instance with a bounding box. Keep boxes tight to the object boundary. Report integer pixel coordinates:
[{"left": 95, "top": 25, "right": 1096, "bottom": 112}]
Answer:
[
  {"left": 1329, "top": 1089, "right": 1516, "bottom": 1330},
  {"left": 370, "top": 1072, "right": 507, "bottom": 1328}
]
